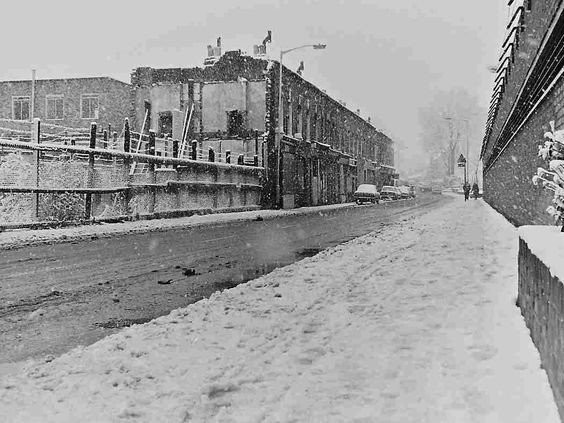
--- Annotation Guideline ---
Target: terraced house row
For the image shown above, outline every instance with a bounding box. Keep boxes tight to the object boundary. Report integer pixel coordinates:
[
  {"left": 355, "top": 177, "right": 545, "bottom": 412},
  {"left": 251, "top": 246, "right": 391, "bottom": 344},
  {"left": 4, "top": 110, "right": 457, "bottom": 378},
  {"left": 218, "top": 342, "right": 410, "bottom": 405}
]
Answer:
[{"left": 0, "top": 50, "right": 396, "bottom": 209}]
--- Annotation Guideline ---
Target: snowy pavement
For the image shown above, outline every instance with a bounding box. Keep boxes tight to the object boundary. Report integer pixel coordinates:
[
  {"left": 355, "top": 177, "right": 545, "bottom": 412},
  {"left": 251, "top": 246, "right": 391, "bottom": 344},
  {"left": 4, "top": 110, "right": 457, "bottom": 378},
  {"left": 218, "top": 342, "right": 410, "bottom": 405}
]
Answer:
[{"left": 0, "top": 197, "right": 559, "bottom": 422}]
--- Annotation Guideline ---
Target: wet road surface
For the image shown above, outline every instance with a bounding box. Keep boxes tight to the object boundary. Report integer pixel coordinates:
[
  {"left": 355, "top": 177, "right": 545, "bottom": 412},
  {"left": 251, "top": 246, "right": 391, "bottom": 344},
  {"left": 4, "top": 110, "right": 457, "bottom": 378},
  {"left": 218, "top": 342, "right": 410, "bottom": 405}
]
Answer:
[{"left": 0, "top": 193, "right": 451, "bottom": 371}]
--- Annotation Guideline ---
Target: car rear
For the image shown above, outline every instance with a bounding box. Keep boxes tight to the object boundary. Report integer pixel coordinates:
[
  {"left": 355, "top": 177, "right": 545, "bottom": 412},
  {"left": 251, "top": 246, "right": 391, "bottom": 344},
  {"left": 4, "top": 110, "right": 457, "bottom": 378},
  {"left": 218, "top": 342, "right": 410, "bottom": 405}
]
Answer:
[
  {"left": 380, "top": 186, "right": 399, "bottom": 200},
  {"left": 354, "top": 184, "right": 380, "bottom": 204}
]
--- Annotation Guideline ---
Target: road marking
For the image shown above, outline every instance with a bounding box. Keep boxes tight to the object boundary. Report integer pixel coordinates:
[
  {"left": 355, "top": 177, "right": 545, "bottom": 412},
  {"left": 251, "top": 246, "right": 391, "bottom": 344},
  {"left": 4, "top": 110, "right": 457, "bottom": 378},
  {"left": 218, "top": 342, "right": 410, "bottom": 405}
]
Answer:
[{"left": 202, "top": 235, "right": 236, "bottom": 243}]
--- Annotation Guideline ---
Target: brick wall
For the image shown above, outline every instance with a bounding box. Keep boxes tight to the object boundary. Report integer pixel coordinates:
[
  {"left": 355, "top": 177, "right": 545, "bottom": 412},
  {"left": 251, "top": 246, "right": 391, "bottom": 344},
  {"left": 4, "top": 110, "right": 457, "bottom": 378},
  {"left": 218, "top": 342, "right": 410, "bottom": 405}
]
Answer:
[
  {"left": 0, "top": 78, "right": 130, "bottom": 132},
  {"left": 483, "top": 1, "right": 560, "bottom": 161},
  {"left": 265, "top": 62, "right": 392, "bottom": 165},
  {"left": 518, "top": 236, "right": 564, "bottom": 419},
  {"left": 482, "top": 1, "right": 564, "bottom": 226},
  {"left": 483, "top": 76, "right": 560, "bottom": 226}
]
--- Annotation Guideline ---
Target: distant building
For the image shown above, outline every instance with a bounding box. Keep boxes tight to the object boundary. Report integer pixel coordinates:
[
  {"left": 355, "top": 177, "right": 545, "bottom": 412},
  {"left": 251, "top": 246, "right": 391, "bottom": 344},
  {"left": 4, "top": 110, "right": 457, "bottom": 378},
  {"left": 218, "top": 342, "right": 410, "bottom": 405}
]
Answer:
[
  {"left": 131, "top": 50, "right": 396, "bottom": 209},
  {"left": 481, "top": 0, "right": 563, "bottom": 225},
  {"left": 0, "top": 77, "right": 130, "bottom": 132}
]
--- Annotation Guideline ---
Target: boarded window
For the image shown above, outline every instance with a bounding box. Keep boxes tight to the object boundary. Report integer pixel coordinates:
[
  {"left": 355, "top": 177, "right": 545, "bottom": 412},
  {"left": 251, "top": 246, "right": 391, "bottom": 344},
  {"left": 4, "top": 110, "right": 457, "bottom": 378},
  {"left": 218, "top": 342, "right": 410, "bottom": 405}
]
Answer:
[
  {"left": 159, "top": 111, "right": 173, "bottom": 136},
  {"left": 227, "top": 110, "right": 245, "bottom": 137}
]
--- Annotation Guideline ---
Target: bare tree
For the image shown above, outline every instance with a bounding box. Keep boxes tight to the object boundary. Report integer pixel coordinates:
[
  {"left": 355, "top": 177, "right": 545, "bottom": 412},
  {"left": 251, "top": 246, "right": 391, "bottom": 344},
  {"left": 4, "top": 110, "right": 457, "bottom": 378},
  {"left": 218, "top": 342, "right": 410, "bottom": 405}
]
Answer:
[{"left": 418, "top": 88, "right": 485, "bottom": 180}]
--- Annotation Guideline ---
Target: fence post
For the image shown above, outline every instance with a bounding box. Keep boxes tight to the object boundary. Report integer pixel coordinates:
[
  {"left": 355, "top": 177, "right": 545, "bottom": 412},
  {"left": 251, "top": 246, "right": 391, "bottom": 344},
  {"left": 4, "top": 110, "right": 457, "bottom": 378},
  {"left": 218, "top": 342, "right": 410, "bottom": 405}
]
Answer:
[
  {"left": 31, "top": 118, "right": 40, "bottom": 220},
  {"left": 208, "top": 147, "right": 215, "bottom": 162},
  {"left": 255, "top": 130, "right": 259, "bottom": 156},
  {"left": 226, "top": 150, "right": 231, "bottom": 164},
  {"left": 163, "top": 134, "right": 169, "bottom": 168},
  {"left": 123, "top": 118, "right": 131, "bottom": 154},
  {"left": 148, "top": 130, "right": 156, "bottom": 214},
  {"left": 123, "top": 118, "right": 132, "bottom": 217},
  {"left": 112, "top": 131, "right": 118, "bottom": 167},
  {"left": 238, "top": 154, "right": 244, "bottom": 165},
  {"left": 84, "top": 122, "right": 96, "bottom": 220},
  {"left": 254, "top": 154, "right": 258, "bottom": 167},
  {"left": 103, "top": 130, "right": 108, "bottom": 149},
  {"left": 191, "top": 140, "right": 197, "bottom": 160},
  {"left": 172, "top": 139, "right": 179, "bottom": 170},
  {"left": 148, "top": 130, "right": 156, "bottom": 171}
]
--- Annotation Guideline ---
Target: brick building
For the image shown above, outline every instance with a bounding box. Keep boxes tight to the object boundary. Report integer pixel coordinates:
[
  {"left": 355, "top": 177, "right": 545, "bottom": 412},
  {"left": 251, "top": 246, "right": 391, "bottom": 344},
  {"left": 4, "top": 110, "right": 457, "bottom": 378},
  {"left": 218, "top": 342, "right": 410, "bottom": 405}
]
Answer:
[
  {"left": 0, "top": 77, "right": 130, "bottom": 132},
  {"left": 131, "top": 50, "right": 396, "bottom": 209},
  {"left": 481, "top": 0, "right": 564, "bottom": 225}
]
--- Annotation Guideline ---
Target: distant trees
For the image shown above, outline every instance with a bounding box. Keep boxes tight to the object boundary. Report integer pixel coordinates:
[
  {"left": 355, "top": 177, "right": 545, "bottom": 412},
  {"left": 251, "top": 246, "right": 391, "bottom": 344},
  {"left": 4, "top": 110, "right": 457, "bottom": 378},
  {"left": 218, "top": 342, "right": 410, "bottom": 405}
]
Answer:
[{"left": 418, "top": 88, "right": 485, "bottom": 180}]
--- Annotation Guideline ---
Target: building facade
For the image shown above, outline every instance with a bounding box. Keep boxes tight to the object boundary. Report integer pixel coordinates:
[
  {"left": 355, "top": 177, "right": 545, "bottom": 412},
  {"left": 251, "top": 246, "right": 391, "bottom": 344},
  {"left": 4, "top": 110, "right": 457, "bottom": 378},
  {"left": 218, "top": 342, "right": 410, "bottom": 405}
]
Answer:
[
  {"left": 131, "top": 50, "right": 396, "bottom": 209},
  {"left": 481, "top": 0, "right": 564, "bottom": 226},
  {"left": 264, "top": 59, "right": 395, "bottom": 208},
  {"left": 0, "top": 77, "right": 130, "bottom": 133}
]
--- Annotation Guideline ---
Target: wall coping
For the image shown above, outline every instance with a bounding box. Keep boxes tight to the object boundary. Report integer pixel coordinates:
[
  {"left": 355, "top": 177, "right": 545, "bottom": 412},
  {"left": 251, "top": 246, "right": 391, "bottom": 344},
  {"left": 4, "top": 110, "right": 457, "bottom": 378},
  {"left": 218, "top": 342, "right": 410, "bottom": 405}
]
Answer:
[{"left": 519, "top": 225, "right": 564, "bottom": 281}]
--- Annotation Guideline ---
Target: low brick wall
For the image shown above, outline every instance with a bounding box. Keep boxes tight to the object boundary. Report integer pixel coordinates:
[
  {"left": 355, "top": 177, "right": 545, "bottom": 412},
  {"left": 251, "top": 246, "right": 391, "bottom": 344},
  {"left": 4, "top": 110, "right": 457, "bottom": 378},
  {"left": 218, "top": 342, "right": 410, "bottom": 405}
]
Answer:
[
  {"left": 92, "top": 161, "right": 263, "bottom": 219},
  {"left": 0, "top": 139, "right": 265, "bottom": 226},
  {"left": 518, "top": 227, "right": 564, "bottom": 419}
]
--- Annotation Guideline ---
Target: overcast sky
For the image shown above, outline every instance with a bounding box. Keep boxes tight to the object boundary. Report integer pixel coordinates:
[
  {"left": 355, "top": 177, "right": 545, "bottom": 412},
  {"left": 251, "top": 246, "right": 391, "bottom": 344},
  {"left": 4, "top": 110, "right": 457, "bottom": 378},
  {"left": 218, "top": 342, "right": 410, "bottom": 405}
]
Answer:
[{"left": 1, "top": 0, "right": 506, "bottom": 154}]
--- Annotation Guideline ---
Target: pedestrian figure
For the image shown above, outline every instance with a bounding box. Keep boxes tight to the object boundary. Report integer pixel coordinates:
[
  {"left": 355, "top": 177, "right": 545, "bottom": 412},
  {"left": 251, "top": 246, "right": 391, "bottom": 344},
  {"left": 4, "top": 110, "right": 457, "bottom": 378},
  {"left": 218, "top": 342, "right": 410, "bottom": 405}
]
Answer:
[
  {"left": 472, "top": 182, "right": 479, "bottom": 200},
  {"left": 463, "top": 183, "right": 470, "bottom": 201}
]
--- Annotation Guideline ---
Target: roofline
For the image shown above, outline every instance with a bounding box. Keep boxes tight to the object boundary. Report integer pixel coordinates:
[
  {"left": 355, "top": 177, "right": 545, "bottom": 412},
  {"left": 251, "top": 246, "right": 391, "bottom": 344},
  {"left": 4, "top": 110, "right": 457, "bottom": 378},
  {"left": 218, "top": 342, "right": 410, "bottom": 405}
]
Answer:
[
  {"left": 133, "top": 57, "right": 392, "bottom": 143},
  {"left": 0, "top": 76, "right": 130, "bottom": 86}
]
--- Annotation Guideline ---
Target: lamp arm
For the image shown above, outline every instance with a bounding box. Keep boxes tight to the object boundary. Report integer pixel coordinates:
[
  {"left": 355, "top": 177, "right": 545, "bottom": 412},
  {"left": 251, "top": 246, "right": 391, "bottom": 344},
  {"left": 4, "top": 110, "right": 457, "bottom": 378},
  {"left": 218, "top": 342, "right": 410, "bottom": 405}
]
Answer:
[{"left": 281, "top": 44, "right": 315, "bottom": 55}]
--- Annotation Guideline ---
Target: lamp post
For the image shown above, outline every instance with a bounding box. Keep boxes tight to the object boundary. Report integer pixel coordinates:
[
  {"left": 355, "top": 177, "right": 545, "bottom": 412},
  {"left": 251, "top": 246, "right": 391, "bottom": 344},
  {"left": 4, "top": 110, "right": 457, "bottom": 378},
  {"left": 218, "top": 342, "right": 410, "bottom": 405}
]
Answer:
[
  {"left": 275, "top": 43, "right": 326, "bottom": 208},
  {"left": 277, "top": 43, "right": 326, "bottom": 134},
  {"left": 457, "top": 153, "right": 467, "bottom": 186}
]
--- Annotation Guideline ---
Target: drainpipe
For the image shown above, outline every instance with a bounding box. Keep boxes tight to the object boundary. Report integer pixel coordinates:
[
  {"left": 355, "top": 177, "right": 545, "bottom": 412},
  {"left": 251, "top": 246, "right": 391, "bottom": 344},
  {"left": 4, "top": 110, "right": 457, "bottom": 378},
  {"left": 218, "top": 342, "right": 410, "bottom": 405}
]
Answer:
[{"left": 30, "top": 69, "right": 36, "bottom": 121}]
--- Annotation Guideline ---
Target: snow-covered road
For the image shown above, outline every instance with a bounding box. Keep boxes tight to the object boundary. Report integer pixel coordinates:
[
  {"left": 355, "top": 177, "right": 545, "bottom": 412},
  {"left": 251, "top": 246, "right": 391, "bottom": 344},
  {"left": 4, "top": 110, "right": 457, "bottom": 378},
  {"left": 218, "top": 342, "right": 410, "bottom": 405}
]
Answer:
[{"left": 0, "top": 196, "right": 559, "bottom": 422}]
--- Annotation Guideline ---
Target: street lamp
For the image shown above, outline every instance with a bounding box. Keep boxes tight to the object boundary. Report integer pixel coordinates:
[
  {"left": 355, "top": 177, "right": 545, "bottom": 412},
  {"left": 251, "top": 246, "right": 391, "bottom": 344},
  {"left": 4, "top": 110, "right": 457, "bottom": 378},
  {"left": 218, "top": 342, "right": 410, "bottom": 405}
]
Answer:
[
  {"left": 277, "top": 43, "right": 326, "bottom": 134},
  {"left": 275, "top": 43, "right": 326, "bottom": 208},
  {"left": 457, "top": 153, "right": 467, "bottom": 185}
]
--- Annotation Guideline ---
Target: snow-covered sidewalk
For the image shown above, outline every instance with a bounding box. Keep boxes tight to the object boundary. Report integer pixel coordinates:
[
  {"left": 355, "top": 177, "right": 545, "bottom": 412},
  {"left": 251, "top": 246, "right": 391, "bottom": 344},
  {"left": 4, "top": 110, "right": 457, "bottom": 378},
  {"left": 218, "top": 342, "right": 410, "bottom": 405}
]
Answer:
[{"left": 0, "top": 198, "right": 559, "bottom": 422}]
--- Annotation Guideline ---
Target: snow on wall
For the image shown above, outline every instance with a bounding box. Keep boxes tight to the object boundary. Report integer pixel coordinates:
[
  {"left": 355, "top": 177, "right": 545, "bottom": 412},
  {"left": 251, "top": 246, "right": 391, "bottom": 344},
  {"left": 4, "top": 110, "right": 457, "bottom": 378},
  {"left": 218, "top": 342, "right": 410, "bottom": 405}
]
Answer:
[{"left": 518, "top": 225, "right": 564, "bottom": 282}]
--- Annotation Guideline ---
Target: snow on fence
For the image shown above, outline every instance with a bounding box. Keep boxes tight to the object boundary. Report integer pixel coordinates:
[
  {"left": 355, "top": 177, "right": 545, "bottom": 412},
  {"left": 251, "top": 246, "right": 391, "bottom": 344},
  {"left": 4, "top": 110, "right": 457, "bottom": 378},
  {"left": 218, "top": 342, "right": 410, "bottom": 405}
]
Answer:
[{"left": 0, "top": 119, "right": 264, "bottom": 228}]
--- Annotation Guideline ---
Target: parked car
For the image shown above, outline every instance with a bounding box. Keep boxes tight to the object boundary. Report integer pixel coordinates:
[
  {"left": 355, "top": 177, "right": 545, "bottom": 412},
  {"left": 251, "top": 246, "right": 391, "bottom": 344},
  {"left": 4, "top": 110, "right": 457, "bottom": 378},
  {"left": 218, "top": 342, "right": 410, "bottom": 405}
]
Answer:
[
  {"left": 431, "top": 186, "right": 442, "bottom": 194},
  {"left": 398, "top": 186, "right": 411, "bottom": 199},
  {"left": 354, "top": 184, "right": 380, "bottom": 204},
  {"left": 380, "top": 185, "right": 401, "bottom": 200}
]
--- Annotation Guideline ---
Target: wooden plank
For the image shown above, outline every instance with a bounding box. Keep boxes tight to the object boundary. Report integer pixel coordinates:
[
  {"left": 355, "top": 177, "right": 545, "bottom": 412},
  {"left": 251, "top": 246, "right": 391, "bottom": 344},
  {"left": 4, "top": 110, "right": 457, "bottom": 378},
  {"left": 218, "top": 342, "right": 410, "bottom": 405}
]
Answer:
[
  {"left": 0, "top": 186, "right": 130, "bottom": 194},
  {"left": 0, "top": 138, "right": 266, "bottom": 170}
]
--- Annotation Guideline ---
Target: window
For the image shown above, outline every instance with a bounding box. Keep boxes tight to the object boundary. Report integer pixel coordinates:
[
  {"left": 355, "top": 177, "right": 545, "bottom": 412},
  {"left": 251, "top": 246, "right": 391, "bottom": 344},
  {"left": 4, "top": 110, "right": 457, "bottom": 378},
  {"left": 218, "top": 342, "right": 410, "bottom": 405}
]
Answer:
[
  {"left": 158, "top": 111, "right": 173, "bottom": 137},
  {"left": 13, "top": 96, "right": 30, "bottom": 120},
  {"left": 226, "top": 110, "right": 245, "bottom": 137},
  {"left": 81, "top": 94, "right": 99, "bottom": 119},
  {"left": 46, "top": 95, "right": 64, "bottom": 120}
]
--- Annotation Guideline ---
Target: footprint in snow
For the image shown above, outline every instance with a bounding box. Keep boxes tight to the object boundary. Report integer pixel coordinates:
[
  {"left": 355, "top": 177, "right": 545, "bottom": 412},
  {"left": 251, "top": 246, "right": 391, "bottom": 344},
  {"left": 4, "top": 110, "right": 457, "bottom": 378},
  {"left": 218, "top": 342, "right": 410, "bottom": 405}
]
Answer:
[{"left": 468, "top": 344, "right": 498, "bottom": 361}]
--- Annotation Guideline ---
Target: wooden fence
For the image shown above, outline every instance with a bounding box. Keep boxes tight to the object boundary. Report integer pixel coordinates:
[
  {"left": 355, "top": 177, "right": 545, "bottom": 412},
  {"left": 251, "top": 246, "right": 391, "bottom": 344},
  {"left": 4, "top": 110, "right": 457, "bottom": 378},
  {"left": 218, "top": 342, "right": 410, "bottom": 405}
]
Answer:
[{"left": 0, "top": 118, "right": 264, "bottom": 227}]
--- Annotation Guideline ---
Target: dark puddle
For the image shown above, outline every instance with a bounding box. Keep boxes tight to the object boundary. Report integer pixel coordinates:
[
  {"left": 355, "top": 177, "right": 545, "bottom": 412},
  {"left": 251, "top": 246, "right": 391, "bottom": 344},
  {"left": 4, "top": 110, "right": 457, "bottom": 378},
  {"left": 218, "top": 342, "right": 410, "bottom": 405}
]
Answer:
[
  {"left": 95, "top": 317, "right": 152, "bottom": 329},
  {"left": 295, "top": 247, "right": 322, "bottom": 259}
]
